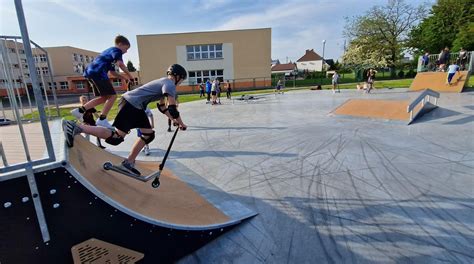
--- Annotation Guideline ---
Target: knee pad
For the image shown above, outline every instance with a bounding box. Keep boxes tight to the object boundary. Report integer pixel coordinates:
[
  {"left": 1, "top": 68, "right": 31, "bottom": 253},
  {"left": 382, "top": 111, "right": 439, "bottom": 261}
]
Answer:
[
  {"left": 157, "top": 103, "right": 168, "bottom": 114},
  {"left": 168, "top": 105, "right": 180, "bottom": 119},
  {"left": 105, "top": 131, "right": 124, "bottom": 146},
  {"left": 140, "top": 131, "right": 155, "bottom": 144}
]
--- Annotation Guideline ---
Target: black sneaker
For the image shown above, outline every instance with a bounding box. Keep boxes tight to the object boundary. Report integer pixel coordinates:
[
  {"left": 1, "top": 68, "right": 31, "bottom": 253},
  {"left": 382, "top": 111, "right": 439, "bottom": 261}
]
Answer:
[
  {"left": 120, "top": 160, "right": 141, "bottom": 176},
  {"left": 62, "top": 119, "right": 82, "bottom": 148}
]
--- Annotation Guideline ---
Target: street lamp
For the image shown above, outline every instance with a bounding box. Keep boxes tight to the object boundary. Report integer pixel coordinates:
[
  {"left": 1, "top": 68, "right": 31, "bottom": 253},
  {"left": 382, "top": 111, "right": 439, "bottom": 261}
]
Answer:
[{"left": 320, "top": 39, "right": 326, "bottom": 86}]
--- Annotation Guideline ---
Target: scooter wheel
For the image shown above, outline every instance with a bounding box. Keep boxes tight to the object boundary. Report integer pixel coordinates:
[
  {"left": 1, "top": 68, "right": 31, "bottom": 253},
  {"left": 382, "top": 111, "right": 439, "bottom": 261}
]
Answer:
[
  {"left": 152, "top": 179, "right": 160, "bottom": 188},
  {"left": 103, "top": 162, "right": 112, "bottom": 170}
]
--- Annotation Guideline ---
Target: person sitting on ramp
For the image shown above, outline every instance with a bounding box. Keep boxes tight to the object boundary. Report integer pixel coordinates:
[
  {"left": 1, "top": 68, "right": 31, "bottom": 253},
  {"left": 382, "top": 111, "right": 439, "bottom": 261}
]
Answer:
[{"left": 63, "top": 64, "right": 188, "bottom": 176}]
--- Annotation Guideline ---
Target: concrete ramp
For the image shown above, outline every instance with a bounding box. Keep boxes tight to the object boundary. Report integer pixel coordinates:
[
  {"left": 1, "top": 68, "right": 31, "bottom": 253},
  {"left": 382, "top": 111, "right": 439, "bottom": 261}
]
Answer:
[
  {"left": 410, "top": 71, "right": 470, "bottom": 92},
  {"left": 332, "top": 98, "right": 437, "bottom": 124},
  {"left": 65, "top": 135, "right": 256, "bottom": 230}
]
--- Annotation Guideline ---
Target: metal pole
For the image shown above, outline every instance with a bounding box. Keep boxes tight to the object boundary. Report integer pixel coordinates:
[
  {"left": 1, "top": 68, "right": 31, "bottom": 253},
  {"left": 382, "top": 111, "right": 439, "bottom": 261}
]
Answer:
[
  {"left": 15, "top": 0, "right": 55, "bottom": 161},
  {"left": 3, "top": 37, "right": 25, "bottom": 117},
  {"left": 14, "top": 38, "right": 34, "bottom": 116},
  {"left": 320, "top": 39, "right": 326, "bottom": 86},
  {"left": 0, "top": 142, "right": 8, "bottom": 166},
  {"left": 0, "top": 99, "right": 6, "bottom": 121},
  {"left": 0, "top": 41, "right": 33, "bottom": 162},
  {"left": 35, "top": 50, "right": 51, "bottom": 118},
  {"left": 31, "top": 41, "right": 59, "bottom": 117}
]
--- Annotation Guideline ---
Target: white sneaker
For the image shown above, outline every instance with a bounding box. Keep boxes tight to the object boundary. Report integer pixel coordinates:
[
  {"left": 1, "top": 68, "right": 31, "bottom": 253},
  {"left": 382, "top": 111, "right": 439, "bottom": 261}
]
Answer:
[
  {"left": 96, "top": 118, "right": 114, "bottom": 129},
  {"left": 70, "top": 108, "right": 84, "bottom": 122},
  {"left": 144, "top": 145, "right": 150, "bottom": 156}
]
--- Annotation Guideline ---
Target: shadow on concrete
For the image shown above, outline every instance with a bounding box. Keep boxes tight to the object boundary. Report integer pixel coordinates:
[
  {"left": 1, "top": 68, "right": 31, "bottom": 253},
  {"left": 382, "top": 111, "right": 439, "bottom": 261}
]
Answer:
[
  {"left": 444, "top": 115, "right": 474, "bottom": 125},
  {"left": 114, "top": 149, "right": 298, "bottom": 159},
  {"left": 181, "top": 190, "right": 474, "bottom": 263}
]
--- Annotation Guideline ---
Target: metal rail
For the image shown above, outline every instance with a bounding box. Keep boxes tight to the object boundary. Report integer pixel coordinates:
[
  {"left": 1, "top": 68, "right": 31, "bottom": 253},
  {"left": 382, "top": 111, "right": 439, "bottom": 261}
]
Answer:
[{"left": 407, "top": 88, "right": 440, "bottom": 123}]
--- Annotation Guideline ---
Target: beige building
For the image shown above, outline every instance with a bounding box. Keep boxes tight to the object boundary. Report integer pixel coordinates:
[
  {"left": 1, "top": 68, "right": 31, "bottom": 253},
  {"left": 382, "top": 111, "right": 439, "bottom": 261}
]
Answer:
[{"left": 137, "top": 28, "right": 271, "bottom": 92}]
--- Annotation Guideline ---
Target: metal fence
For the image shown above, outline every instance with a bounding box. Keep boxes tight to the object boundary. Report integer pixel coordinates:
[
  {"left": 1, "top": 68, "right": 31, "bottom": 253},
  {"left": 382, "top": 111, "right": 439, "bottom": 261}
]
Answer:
[
  {"left": 0, "top": 0, "right": 64, "bottom": 243},
  {"left": 417, "top": 51, "right": 473, "bottom": 73},
  {"left": 0, "top": 35, "right": 60, "bottom": 123}
]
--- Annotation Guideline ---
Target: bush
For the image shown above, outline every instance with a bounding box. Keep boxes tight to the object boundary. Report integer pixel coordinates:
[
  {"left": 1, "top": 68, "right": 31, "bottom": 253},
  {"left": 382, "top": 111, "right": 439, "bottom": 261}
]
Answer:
[
  {"left": 398, "top": 70, "right": 405, "bottom": 78},
  {"left": 406, "top": 69, "right": 416, "bottom": 78}
]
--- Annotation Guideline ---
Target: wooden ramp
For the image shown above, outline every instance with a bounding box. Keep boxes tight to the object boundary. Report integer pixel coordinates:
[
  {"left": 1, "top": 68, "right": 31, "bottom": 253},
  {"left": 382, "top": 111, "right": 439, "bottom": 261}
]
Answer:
[
  {"left": 410, "top": 71, "right": 470, "bottom": 92},
  {"left": 332, "top": 99, "right": 436, "bottom": 124},
  {"left": 65, "top": 135, "right": 256, "bottom": 230}
]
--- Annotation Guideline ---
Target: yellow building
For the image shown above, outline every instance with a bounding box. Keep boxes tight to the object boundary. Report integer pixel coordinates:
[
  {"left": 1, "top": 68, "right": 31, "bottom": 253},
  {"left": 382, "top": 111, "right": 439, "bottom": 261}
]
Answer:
[{"left": 137, "top": 28, "right": 271, "bottom": 92}]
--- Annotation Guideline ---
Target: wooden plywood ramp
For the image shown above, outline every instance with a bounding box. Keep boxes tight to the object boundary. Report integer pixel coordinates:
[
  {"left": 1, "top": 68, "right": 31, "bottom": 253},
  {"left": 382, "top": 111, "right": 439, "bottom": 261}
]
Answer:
[
  {"left": 409, "top": 71, "right": 470, "bottom": 93},
  {"left": 332, "top": 98, "right": 437, "bottom": 124},
  {"left": 64, "top": 135, "right": 256, "bottom": 230}
]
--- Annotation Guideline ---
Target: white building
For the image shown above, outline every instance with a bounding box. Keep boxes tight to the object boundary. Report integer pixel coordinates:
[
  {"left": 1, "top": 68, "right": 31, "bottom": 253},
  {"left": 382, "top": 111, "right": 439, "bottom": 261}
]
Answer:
[{"left": 296, "top": 49, "right": 325, "bottom": 72}]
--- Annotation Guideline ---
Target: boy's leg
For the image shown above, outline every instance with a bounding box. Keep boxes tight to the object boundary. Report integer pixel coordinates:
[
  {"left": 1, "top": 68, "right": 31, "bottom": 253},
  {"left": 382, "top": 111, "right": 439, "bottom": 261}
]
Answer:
[
  {"left": 101, "top": 94, "right": 117, "bottom": 117},
  {"left": 127, "top": 128, "right": 154, "bottom": 163}
]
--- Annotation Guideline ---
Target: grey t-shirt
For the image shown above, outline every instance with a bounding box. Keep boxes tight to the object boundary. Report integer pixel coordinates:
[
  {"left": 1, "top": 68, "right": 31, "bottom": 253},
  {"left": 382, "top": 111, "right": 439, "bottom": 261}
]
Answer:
[{"left": 122, "top": 77, "right": 176, "bottom": 110}]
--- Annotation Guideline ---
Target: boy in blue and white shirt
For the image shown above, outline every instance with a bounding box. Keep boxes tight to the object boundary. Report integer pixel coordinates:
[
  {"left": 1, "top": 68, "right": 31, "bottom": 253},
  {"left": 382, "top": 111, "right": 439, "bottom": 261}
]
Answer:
[{"left": 71, "top": 35, "right": 134, "bottom": 129}]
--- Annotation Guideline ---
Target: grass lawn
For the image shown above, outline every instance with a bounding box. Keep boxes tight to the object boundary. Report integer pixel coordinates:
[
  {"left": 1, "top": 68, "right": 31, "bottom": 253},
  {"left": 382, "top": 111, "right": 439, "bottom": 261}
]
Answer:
[{"left": 23, "top": 75, "right": 474, "bottom": 121}]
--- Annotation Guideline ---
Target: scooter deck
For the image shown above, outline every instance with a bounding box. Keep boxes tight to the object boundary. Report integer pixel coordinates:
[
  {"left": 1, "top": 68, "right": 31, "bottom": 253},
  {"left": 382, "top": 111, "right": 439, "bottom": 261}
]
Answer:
[{"left": 103, "top": 161, "right": 157, "bottom": 182}]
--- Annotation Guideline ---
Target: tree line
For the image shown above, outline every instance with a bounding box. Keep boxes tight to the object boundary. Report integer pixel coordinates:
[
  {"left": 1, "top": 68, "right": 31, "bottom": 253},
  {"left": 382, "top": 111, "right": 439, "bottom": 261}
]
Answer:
[{"left": 342, "top": 0, "right": 473, "bottom": 77}]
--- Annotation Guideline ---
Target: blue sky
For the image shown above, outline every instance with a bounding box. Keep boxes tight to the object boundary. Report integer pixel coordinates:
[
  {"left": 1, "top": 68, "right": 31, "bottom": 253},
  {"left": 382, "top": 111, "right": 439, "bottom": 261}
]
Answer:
[{"left": 1, "top": 0, "right": 433, "bottom": 69}]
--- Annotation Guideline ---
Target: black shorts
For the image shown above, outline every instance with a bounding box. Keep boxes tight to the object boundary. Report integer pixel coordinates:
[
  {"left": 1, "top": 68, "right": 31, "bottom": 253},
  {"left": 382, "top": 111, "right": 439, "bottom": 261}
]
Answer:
[
  {"left": 211, "top": 91, "right": 217, "bottom": 96},
  {"left": 87, "top": 78, "right": 116, "bottom": 96},
  {"left": 113, "top": 99, "right": 151, "bottom": 133}
]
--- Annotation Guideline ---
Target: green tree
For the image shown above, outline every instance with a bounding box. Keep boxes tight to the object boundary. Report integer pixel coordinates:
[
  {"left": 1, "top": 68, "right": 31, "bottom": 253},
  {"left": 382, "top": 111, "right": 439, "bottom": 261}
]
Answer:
[
  {"left": 127, "top": 60, "right": 137, "bottom": 72},
  {"left": 408, "top": 0, "right": 473, "bottom": 53},
  {"left": 343, "top": 0, "right": 426, "bottom": 77}
]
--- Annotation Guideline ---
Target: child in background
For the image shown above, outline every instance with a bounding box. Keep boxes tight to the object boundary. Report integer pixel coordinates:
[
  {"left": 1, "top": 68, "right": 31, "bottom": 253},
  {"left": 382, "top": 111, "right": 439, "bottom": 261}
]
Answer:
[
  {"left": 79, "top": 95, "right": 105, "bottom": 149},
  {"left": 446, "top": 60, "right": 460, "bottom": 85},
  {"left": 137, "top": 108, "right": 154, "bottom": 155}
]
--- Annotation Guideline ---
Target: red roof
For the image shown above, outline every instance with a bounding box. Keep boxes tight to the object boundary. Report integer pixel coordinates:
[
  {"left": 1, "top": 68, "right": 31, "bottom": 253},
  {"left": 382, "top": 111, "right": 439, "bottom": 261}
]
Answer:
[
  {"left": 271, "top": 63, "right": 297, "bottom": 71},
  {"left": 297, "top": 49, "right": 322, "bottom": 62}
]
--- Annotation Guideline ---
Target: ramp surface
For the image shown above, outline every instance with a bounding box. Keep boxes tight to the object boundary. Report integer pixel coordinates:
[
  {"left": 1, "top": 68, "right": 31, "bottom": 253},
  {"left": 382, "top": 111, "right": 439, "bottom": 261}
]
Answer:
[
  {"left": 333, "top": 99, "right": 412, "bottom": 121},
  {"left": 410, "top": 71, "right": 469, "bottom": 92},
  {"left": 66, "top": 135, "right": 256, "bottom": 230}
]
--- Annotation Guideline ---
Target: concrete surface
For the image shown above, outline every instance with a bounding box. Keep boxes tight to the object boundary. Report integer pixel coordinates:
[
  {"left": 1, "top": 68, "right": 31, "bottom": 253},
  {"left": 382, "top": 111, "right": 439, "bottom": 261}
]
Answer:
[{"left": 145, "top": 88, "right": 473, "bottom": 263}]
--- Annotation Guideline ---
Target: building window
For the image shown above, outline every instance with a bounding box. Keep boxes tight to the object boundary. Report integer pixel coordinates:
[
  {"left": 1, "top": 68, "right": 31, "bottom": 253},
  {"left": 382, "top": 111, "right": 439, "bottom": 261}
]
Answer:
[
  {"left": 36, "top": 67, "right": 41, "bottom": 75},
  {"left": 75, "top": 81, "right": 86, "bottom": 89},
  {"left": 59, "top": 81, "right": 69, "bottom": 90},
  {"left": 8, "top": 48, "right": 15, "bottom": 53},
  {"left": 188, "top": 69, "right": 224, "bottom": 84},
  {"left": 33, "top": 55, "right": 39, "bottom": 63},
  {"left": 186, "top": 44, "right": 223, "bottom": 61},
  {"left": 39, "top": 54, "right": 47, "bottom": 62},
  {"left": 73, "top": 53, "right": 78, "bottom": 61},
  {"left": 112, "top": 79, "right": 122, "bottom": 87},
  {"left": 79, "top": 54, "right": 84, "bottom": 62},
  {"left": 13, "top": 64, "right": 20, "bottom": 69},
  {"left": 48, "top": 82, "right": 55, "bottom": 90},
  {"left": 41, "top": 67, "right": 49, "bottom": 75},
  {"left": 24, "top": 73, "right": 30, "bottom": 78},
  {"left": 85, "top": 56, "right": 90, "bottom": 63},
  {"left": 19, "top": 49, "right": 25, "bottom": 54}
]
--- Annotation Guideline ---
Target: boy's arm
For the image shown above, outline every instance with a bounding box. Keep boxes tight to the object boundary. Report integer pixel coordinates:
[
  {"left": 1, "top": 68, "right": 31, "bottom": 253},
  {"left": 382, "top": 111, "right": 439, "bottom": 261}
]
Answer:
[
  {"left": 166, "top": 95, "right": 186, "bottom": 129},
  {"left": 116, "top": 60, "right": 134, "bottom": 80}
]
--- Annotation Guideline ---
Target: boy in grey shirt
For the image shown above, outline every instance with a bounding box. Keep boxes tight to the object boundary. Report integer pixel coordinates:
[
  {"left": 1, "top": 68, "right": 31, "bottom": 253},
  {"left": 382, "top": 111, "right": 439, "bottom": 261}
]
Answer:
[{"left": 63, "top": 64, "right": 188, "bottom": 175}]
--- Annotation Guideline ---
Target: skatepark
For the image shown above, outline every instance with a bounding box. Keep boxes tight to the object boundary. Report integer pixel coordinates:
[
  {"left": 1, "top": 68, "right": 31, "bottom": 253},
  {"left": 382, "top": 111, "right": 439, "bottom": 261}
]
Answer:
[
  {"left": 1, "top": 0, "right": 474, "bottom": 263},
  {"left": 2, "top": 85, "right": 474, "bottom": 263}
]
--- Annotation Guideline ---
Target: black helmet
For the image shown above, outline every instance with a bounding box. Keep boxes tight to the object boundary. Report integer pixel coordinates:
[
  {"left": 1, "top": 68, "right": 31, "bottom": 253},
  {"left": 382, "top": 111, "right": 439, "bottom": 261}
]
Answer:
[{"left": 167, "top": 64, "right": 187, "bottom": 81}]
